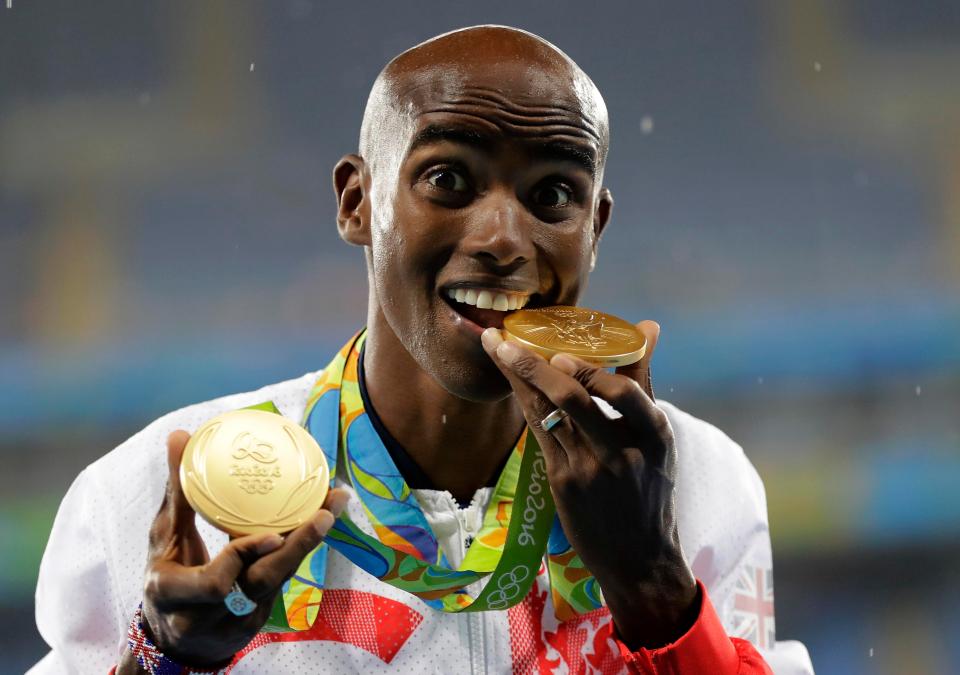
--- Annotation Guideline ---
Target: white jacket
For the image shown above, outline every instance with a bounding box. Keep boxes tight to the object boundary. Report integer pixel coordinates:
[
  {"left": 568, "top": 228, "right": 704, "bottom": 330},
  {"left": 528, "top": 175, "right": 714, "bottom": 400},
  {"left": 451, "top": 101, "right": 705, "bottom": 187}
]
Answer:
[{"left": 30, "top": 370, "right": 814, "bottom": 674}]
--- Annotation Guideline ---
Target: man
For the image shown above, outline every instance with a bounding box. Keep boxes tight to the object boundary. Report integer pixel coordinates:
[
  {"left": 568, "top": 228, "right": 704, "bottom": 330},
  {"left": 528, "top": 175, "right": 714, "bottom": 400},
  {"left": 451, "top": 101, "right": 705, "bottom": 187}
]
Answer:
[{"left": 31, "top": 25, "right": 814, "bottom": 674}]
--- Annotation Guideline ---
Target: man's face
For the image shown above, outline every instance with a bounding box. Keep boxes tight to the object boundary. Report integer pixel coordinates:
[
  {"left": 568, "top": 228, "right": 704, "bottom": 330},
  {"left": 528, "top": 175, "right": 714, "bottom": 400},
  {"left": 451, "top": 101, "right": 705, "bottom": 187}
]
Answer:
[{"left": 354, "top": 59, "right": 611, "bottom": 402}]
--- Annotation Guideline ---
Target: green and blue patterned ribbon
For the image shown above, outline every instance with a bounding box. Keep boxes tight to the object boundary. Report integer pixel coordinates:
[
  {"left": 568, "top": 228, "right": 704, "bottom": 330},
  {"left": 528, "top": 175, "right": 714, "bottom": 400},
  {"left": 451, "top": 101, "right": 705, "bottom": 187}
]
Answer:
[{"left": 263, "top": 329, "right": 602, "bottom": 631}]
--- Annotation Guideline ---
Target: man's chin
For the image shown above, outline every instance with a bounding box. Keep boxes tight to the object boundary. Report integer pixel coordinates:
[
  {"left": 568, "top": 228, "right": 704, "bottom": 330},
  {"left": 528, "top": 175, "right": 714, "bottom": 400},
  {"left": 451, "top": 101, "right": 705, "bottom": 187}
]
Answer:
[{"left": 433, "top": 357, "right": 515, "bottom": 404}]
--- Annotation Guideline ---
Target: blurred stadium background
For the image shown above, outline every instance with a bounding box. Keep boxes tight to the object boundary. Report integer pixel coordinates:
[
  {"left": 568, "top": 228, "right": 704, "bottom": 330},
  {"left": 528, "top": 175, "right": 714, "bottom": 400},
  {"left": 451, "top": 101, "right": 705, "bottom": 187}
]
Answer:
[{"left": 1, "top": 1, "right": 958, "bottom": 673}]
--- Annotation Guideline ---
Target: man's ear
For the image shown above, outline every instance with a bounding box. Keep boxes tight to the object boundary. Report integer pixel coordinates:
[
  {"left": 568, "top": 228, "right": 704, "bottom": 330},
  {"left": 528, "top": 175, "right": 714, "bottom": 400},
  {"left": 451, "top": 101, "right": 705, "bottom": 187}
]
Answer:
[
  {"left": 591, "top": 187, "right": 613, "bottom": 271},
  {"left": 333, "top": 153, "right": 371, "bottom": 247}
]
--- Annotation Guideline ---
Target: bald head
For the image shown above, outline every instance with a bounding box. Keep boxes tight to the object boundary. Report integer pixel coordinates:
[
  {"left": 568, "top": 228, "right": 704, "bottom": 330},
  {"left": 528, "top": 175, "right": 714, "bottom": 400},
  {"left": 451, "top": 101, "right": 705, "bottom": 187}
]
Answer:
[{"left": 358, "top": 25, "right": 610, "bottom": 185}]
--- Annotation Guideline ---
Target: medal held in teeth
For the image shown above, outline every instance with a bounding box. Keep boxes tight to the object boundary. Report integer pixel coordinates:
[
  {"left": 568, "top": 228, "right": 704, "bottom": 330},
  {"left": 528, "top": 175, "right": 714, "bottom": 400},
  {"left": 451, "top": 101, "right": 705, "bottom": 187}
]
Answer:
[
  {"left": 503, "top": 305, "right": 646, "bottom": 367},
  {"left": 180, "top": 409, "right": 330, "bottom": 536}
]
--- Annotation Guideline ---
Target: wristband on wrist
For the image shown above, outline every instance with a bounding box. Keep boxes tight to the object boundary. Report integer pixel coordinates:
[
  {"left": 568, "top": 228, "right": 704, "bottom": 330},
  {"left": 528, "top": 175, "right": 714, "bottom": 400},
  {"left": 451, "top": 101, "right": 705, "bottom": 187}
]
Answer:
[{"left": 127, "top": 603, "right": 229, "bottom": 675}]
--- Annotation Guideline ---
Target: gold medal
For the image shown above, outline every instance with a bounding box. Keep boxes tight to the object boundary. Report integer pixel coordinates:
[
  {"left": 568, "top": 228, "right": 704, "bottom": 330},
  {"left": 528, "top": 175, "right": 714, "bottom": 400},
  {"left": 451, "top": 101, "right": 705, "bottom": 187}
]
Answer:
[
  {"left": 503, "top": 306, "right": 646, "bottom": 367},
  {"left": 180, "top": 409, "right": 330, "bottom": 536}
]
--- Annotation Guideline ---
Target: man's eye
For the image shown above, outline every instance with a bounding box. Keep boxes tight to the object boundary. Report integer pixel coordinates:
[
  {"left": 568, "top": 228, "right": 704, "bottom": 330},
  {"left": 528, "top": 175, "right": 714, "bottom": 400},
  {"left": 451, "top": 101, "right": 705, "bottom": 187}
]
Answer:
[
  {"left": 427, "top": 169, "right": 469, "bottom": 192},
  {"left": 532, "top": 184, "right": 573, "bottom": 208}
]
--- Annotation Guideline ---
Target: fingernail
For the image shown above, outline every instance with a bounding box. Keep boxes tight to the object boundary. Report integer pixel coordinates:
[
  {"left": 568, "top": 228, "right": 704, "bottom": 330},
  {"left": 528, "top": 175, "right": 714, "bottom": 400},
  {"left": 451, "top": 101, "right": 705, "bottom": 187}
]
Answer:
[
  {"left": 550, "top": 353, "right": 578, "bottom": 374},
  {"left": 329, "top": 492, "right": 350, "bottom": 518},
  {"left": 496, "top": 341, "right": 522, "bottom": 365},
  {"left": 257, "top": 534, "right": 284, "bottom": 554},
  {"left": 481, "top": 327, "right": 503, "bottom": 350},
  {"left": 313, "top": 511, "right": 334, "bottom": 537}
]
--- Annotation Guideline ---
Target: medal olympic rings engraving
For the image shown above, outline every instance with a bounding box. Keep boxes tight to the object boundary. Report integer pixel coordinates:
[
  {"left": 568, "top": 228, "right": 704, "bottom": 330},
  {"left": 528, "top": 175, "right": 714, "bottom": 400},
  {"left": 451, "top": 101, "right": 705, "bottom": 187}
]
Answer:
[
  {"left": 180, "top": 409, "right": 330, "bottom": 536},
  {"left": 224, "top": 582, "right": 257, "bottom": 616}
]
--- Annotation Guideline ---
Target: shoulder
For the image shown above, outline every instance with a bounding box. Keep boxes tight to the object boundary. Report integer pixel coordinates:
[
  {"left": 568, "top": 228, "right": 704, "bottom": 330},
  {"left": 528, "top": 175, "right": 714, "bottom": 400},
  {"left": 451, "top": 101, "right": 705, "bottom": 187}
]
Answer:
[
  {"left": 656, "top": 398, "right": 765, "bottom": 504},
  {"left": 656, "top": 399, "right": 742, "bottom": 458},
  {"left": 655, "top": 399, "right": 769, "bottom": 578},
  {"left": 82, "top": 369, "right": 322, "bottom": 512}
]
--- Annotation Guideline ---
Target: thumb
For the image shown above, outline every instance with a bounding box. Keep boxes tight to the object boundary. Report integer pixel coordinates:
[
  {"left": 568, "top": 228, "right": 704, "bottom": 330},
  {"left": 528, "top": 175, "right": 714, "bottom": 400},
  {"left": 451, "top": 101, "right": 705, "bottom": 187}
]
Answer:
[
  {"left": 615, "top": 320, "right": 660, "bottom": 400},
  {"left": 165, "top": 430, "right": 198, "bottom": 525},
  {"left": 149, "top": 430, "right": 207, "bottom": 564}
]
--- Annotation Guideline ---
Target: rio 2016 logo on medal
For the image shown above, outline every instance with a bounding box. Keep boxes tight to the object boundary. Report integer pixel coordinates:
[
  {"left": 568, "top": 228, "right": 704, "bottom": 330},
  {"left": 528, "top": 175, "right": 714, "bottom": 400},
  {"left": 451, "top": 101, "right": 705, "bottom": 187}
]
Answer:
[{"left": 180, "top": 409, "right": 330, "bottom": 536}]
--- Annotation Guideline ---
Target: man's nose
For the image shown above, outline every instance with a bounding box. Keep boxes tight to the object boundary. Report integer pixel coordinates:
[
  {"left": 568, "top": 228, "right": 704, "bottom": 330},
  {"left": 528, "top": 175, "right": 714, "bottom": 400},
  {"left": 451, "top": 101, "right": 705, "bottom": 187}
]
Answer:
[{"left": 461, "top": 194, "right": 536, "bottom": 270}]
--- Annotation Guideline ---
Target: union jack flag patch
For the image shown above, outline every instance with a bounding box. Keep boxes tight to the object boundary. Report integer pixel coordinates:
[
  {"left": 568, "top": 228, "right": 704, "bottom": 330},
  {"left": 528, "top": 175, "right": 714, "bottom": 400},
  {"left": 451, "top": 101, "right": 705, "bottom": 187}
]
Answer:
[{"left": 731, "top": 564, "right": 775, "bottom": 650}]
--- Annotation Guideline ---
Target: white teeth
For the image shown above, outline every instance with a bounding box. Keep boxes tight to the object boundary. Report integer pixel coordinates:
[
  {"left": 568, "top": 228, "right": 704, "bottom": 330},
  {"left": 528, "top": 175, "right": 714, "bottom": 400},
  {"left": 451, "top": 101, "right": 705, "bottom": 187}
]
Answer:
[
  {"left": 476, "top": 290, "right": 493, "bottom": 309},
  {"left": 445, "top": 287, "right": 531, "bottom": 312}
]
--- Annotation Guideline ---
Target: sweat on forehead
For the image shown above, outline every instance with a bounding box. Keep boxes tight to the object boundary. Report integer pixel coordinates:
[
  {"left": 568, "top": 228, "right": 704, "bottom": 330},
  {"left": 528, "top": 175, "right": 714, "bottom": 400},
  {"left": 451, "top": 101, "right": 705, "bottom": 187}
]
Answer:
[{"left": 358, "top": 25, "right": 609, "bottom": 172}]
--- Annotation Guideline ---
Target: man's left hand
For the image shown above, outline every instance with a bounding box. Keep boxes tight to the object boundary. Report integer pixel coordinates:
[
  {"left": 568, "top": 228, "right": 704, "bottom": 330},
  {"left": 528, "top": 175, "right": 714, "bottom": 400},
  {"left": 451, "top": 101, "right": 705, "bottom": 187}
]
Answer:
[{"left": 481, "top": 321, "right": 699, "bottom": 649}]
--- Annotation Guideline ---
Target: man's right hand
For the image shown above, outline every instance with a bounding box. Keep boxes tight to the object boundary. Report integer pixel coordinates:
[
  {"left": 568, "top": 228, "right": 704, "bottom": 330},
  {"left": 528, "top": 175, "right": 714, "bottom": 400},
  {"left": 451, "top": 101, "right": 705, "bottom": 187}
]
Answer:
[{"left": 117, "top": 429, "right": 349, "bottom": 673}]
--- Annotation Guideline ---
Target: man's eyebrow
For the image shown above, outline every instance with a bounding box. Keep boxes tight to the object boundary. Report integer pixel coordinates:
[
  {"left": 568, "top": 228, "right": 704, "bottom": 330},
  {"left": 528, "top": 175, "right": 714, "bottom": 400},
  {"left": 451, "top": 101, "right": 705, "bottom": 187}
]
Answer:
[
  {"left": 408, "top": 124, "right": 496, "bottom": 155},
  {"left": 537, "top": 140, "right": 597, "bottom": 178},
  {"left": 408, "top": 123, "right": 597, "bottom": 178}
]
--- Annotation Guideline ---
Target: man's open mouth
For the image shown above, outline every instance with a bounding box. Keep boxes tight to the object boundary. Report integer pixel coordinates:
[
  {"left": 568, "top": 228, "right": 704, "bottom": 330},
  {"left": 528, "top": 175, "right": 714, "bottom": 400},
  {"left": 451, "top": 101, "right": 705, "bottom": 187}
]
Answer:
[{"left": 441, "top": 286, "right": 536, "bottom": 330}]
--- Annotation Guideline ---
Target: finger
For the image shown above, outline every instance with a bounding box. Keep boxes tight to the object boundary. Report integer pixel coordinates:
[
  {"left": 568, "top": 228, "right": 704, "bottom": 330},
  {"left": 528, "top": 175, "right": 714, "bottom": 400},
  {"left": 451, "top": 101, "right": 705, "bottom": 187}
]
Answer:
[
  {"left": 489, "top": 341, "right": 610, "bottom": 441},
  {"left": 165, "top": 430, "right": 197, "bottom": 523},
  {"left": 482, "top": 330, "right": 568, "bottom": 425},
  {"left": 551, "top": 353, "right": 665, "bottom": 438},
  {"left": 242, "top": 506, "right": 339, "bottom": 599},
  {"left": 146, "top": 532, "right": 285, "bottom": 607},
  {"left": 481, "top": 329, "right": 570, "bottom": 471},
  {"left": 615, "top": 320, "right": 660, "bottom": 400},
  {"left": 149, "top": 431, "right": 206, "bottom": 562},
  {"left": 322, "top": 487, "right": 352, "bottom": 517}
]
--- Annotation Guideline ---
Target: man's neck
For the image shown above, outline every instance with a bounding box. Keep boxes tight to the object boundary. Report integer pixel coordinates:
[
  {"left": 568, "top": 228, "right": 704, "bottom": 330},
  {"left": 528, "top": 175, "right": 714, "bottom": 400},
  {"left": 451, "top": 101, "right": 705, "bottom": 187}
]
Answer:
[{"left": 361, "top": 310, "right": 526, "bottom": 505}]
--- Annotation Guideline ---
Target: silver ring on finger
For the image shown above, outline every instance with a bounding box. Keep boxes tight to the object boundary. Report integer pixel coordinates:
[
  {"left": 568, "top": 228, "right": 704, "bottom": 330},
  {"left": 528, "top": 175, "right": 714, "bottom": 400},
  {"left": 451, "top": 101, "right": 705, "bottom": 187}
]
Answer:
[
  {"left": 225, "top": 581, "right": 257, "bottom": 616},
  {"left": 540, "top": 408, "right": 568, "bottom": 432}
]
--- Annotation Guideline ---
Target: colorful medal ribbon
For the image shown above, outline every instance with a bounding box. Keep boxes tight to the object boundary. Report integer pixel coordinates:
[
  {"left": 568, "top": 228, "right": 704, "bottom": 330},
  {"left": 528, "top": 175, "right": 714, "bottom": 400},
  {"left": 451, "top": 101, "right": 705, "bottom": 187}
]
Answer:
[{"left": 263, "top": 329, "right": 602, "bottom": 631}]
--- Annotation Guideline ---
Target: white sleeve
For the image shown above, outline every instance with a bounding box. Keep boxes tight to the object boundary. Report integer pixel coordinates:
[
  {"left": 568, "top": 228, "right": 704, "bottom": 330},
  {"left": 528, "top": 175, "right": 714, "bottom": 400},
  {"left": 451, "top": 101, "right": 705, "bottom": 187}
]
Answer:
[
  {"left": 29, "top": 467, "right": 125, "bottom": 675},
  {"left": 664, "top": 400, "right": 815, "bottom": 675},
  {"left": 727, "top": 461, "right": 814, "bottom": 675},
  {"left": 27, "top": 372, "right": 319, "bottom": 674}
]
